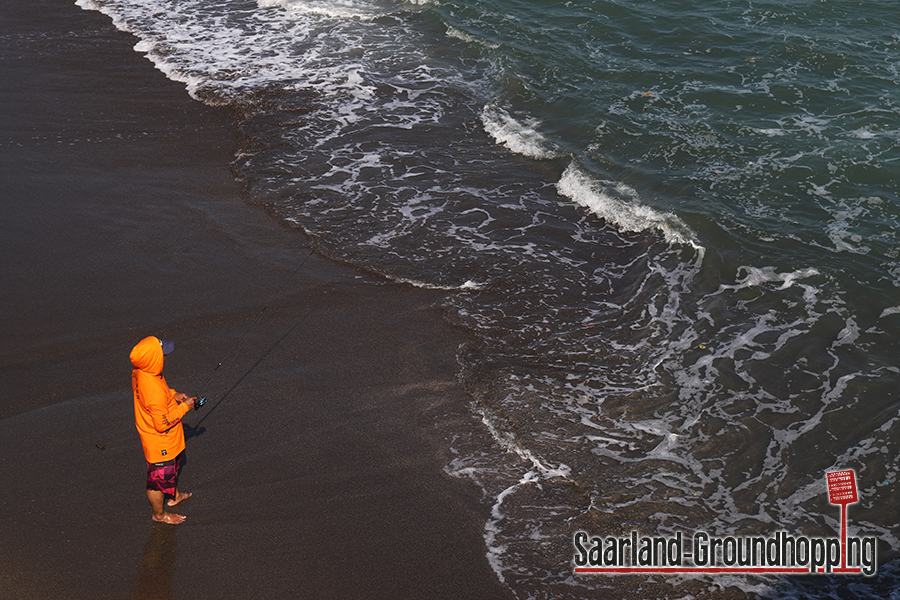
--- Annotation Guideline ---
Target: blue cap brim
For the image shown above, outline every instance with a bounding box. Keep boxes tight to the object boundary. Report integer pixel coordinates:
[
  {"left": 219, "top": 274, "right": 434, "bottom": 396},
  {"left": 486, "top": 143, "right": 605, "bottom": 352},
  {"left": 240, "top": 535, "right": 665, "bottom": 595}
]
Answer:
[{"left": 160, "top": 339, "right": 175, "bottom": 355}]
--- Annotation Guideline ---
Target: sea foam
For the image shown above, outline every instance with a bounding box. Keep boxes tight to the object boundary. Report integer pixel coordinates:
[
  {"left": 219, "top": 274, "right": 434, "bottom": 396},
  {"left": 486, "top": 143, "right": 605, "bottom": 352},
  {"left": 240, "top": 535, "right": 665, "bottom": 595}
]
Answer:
[{"left": 556, "top": 162, "right": 700, "bottom": 248}]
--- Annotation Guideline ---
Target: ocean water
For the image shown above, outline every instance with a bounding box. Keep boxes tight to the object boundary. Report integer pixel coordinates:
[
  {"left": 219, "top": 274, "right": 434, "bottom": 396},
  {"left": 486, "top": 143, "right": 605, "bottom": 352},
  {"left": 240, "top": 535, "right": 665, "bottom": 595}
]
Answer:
[{"left": 76, "top": 0, "right": 900, "bottom": 597}]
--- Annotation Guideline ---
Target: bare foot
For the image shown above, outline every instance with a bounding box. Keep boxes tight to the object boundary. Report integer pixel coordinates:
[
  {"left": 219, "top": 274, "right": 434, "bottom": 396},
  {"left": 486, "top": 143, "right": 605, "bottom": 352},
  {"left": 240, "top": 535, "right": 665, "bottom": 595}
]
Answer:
[
  {"left": 167, "top": 492, "right": 192, "bottom": 507},
  {"left": 152, "top": 512, "right": 186, "bottom": 525}
]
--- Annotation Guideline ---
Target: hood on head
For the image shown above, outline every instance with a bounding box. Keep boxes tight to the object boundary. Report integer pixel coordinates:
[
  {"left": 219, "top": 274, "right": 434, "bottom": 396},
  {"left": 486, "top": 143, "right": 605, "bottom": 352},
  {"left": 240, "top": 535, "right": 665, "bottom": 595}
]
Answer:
[{"left": 130, "top": 336, "right": 165, "bottom": 375}]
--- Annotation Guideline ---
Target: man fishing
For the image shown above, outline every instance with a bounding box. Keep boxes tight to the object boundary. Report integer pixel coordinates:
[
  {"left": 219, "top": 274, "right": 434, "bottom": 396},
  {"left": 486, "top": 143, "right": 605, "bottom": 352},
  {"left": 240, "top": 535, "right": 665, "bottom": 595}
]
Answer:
[{"left": 130, "top": 336, "right": 196, "bottom": 525}]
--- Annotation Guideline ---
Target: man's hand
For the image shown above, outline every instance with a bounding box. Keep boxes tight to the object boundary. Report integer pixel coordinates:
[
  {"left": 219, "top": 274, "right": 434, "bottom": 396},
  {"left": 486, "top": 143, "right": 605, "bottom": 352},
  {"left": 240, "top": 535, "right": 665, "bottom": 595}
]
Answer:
[{"left": 175, "top": 392, "right": 196, "bottom": 410}]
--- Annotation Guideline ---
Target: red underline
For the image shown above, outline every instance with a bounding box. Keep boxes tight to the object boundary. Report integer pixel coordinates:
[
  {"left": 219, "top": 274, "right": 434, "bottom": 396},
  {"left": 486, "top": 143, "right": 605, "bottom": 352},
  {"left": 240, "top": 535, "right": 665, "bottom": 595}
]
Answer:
[{"left": 575, "top": 567, "right": 862, "bottom": 574}]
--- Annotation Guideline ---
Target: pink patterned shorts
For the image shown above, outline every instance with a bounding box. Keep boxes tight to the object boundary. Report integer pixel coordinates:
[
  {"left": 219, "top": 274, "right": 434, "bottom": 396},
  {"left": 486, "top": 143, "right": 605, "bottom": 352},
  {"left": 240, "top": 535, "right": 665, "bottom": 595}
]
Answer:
[{"left": 146, "top": 452, "right": 183, "bottom": 495}]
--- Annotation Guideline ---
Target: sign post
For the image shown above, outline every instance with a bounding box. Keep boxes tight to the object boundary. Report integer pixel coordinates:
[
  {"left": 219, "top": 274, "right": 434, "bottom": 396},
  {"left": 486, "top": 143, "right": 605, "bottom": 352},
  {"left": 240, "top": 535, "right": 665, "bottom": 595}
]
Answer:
[{"left": 826, "top": 469, "right": 859, "bottom": 571}]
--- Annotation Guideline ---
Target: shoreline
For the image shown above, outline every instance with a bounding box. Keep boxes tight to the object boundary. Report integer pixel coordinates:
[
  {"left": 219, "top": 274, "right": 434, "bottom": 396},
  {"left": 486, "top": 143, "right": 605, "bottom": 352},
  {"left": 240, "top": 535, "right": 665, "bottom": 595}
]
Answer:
[{"left": 0, "top": 1, "right": 514, "bottom": 598}]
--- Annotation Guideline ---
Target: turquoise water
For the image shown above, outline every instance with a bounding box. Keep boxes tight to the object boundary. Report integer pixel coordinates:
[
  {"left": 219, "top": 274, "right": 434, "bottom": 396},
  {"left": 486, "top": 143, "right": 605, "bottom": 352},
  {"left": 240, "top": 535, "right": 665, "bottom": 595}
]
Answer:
[
  {"left": 447, "top": 0, "right": 900, "bottom": 275},
  {"left": 78, "top": 0, "right": 900, "bottom": 596}
]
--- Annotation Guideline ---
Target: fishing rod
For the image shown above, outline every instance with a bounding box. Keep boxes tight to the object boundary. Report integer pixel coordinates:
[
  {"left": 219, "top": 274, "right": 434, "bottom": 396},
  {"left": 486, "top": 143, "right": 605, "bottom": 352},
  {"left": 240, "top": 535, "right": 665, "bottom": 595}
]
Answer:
[{"left": 190, "top": 243, "right": 319, "bottom": 411}]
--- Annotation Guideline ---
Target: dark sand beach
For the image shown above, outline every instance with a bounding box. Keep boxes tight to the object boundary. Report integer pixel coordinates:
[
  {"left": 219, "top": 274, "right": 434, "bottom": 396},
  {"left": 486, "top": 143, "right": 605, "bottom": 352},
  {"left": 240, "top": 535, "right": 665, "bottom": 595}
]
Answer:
[{"left": 0, "top": 1, "right": 514, "bottom": 598}]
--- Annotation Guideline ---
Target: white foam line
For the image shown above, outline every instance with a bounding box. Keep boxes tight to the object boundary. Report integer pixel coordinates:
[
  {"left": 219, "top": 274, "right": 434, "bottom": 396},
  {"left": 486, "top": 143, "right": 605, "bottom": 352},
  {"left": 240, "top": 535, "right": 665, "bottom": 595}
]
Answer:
[
  {"left": 484, "top": 470, "right": 540, "bottom": 584},
  {"left": 481, "top": 103, "right": 560, "bottom": 160},
  {"left": 556, "top": 162, "right": 702, "bottom": 249},
  {"left": 470, "top": 404, "right": 575, "bottom": 584},
  {"left": 385, "top": 274, "right": 484, "bottom": 291},
  {"left": 475, "top": 403, "right": 572, "bottom": 479},
  {"left": 257, "top": 0, "right": 384, "bottom": 20}
]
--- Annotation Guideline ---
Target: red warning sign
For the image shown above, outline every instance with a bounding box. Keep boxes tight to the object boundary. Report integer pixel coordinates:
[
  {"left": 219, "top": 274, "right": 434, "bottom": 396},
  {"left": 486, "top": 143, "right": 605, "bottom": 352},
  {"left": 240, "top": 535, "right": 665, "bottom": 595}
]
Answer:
[{"left": 826, "top": 470, "right": 858, "bottom": 505}]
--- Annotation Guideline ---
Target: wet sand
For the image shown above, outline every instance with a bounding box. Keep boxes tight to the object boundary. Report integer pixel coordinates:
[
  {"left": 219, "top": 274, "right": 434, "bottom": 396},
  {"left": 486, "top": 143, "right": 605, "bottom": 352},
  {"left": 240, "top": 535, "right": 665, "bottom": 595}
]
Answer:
[{"left": 0, "top": 1, "right": 514, "bottom": 598}]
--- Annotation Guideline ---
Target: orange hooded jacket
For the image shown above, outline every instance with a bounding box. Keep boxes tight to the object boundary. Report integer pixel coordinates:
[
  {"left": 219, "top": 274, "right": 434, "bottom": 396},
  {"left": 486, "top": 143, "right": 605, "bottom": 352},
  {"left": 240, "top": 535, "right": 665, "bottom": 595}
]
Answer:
[{"left": 130, "top": 336, "right": 190, "bottom": 463}]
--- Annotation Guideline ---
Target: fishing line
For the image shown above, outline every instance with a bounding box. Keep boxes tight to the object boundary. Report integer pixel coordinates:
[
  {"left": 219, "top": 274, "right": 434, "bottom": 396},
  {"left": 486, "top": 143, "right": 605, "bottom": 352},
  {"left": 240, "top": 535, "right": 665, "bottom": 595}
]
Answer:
[
  {"left": 190, "top": 204, "right": 360, "bottom": 415},
  {"left": 191, "top": 242, "right": 319, "bottom": 409}
]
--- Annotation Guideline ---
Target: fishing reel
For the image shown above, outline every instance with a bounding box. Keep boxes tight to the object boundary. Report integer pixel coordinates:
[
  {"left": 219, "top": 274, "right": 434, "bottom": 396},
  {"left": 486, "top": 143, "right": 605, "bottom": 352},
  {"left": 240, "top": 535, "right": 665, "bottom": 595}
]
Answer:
[{"left": 194, "top": 396, "right": 207, "bottom": 411}]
